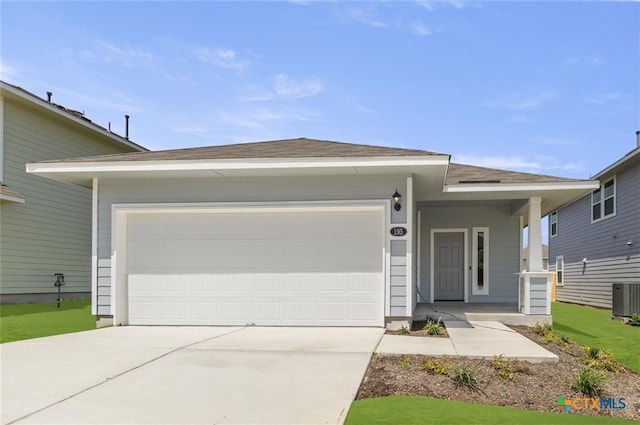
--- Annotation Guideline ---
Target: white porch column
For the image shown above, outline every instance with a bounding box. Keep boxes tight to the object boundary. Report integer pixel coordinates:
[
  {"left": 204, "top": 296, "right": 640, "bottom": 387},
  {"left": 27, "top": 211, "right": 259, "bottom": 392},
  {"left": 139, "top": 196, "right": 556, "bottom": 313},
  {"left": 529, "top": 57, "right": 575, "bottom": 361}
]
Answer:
[
  {"left": 519, "top": 196, "right": 551, "bottom": 318},
  {"left": 527, "top": 197, "right": 543, "bottom": 272}
]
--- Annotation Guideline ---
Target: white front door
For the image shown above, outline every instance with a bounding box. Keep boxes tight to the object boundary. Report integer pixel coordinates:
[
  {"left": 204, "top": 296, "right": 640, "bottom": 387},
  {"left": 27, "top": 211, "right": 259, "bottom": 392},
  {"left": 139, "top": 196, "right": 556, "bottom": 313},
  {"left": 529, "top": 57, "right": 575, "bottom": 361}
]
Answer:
[{"left": 125, "top": 206, "right": 385, "bottom": 326}]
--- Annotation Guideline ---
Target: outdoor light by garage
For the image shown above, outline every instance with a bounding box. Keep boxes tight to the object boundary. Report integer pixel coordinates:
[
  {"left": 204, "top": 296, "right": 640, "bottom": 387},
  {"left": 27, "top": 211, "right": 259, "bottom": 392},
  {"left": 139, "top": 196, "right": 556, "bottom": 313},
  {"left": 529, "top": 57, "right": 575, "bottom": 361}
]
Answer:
[{"left": 392, "top": 189, "right": 401, "bottom": 211}]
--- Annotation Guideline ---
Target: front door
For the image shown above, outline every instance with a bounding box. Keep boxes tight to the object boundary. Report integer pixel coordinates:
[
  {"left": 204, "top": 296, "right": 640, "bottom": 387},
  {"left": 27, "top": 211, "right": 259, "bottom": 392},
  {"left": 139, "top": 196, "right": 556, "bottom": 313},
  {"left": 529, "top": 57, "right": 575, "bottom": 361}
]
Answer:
[{"left": 434, "top": 232, "right": 464, "bottom": 301}]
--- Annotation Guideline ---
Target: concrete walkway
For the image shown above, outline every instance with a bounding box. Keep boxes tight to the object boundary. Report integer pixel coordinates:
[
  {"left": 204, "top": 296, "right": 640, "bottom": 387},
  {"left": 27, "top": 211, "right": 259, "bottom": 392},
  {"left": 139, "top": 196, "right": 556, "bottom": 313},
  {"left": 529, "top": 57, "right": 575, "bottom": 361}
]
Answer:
[{"left": 376, "top": 320, "right": 558, "bottom": 362}]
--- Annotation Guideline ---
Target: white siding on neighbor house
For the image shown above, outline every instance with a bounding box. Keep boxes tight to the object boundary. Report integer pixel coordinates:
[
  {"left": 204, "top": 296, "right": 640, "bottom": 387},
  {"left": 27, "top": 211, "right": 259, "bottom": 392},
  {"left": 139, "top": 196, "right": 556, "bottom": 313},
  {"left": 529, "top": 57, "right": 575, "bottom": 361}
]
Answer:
[
  {"left": 0, "top": 97, "right": 138, "bottom": 297},
  {"left": 550, "top": 164, "right": 640, "bottom": 308},
  {"left": 97, "top": 175, "right": 409, "bottom": 315},
  {"left": 418, "top": 202, "right": 521, "bottom": 303}
]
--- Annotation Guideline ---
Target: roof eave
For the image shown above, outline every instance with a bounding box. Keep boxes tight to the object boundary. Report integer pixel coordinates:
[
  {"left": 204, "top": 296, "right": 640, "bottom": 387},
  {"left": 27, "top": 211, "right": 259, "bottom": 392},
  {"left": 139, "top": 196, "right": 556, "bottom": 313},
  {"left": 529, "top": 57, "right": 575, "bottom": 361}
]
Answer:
[
  {"left": 27, "top": 155, "right": 451, "bottom": 174},
  {"left": 444, "top": 181, "right": 600, "bottom": 193},
  {"left": 592, "top": 147, "right": 640, "bottom": 180}
]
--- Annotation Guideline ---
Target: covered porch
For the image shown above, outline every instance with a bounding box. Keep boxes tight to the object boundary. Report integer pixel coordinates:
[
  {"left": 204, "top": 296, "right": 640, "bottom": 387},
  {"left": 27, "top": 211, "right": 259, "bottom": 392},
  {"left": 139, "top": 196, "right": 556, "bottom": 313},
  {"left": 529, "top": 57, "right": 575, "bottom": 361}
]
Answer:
[
  {"left": 413, "top": 301, "right": 551, "bottom": 327},
  {"left": 413, "top": 162, "right": 599, "bottom": 323}
]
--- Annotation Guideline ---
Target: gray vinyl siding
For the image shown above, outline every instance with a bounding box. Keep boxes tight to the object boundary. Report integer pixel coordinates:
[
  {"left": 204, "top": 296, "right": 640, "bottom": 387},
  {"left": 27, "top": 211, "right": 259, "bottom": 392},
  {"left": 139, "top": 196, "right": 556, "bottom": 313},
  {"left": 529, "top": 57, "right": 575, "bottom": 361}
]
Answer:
[
  {"left": 0, "top": 97, "right": 138, "bottom": 297},
  {"left": 96, "top": 175, "right": 408, "bottom": 315},
  {"left": 418, "top": 202, "right": 521, "bottom": 303},
  {"left": 390, "top": 240, "right": 407, "bottom": 316},
  {"left": 550, "top": 164, "right": 640, "bottom": 308}
]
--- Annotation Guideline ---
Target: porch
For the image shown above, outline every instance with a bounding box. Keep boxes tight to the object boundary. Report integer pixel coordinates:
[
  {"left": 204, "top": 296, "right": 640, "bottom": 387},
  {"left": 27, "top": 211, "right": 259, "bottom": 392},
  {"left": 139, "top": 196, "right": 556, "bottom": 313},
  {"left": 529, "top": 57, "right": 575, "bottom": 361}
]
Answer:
[{"left": 414, "top": 302, "right": 552, "bottom": 327}]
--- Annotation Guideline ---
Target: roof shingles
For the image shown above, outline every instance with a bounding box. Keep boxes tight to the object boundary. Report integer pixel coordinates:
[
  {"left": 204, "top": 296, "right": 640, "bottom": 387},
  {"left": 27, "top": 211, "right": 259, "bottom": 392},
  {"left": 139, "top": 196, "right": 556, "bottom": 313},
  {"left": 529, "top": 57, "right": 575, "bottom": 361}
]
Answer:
[
  {"left": 40, "top": 138, "right": 443, "bottom": 163},
  {"left": 446, "top": 163, "right": 579, "bottom": 185}
]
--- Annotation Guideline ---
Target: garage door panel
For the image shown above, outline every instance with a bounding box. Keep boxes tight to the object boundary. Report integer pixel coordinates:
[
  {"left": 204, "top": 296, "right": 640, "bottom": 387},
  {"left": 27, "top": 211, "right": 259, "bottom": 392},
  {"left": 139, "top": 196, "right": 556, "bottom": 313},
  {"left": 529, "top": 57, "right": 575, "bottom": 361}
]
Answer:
[{"left": 127, "top": 208, "right": 385, "bottom": 326}]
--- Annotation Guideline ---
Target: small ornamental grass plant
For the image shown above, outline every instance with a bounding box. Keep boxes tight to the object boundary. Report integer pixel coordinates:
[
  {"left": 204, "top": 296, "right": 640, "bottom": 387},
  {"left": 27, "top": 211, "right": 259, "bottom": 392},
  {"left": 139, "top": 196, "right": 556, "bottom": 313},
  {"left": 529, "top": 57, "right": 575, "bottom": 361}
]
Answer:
[
  {"left": 534, "top": 322, "right": 569, "bottom": 348},
  {"left": 452, "top": 363, "right": 482, "bottom": 392},
  {"left": 573, "top": 367, "right": 607, "bottom": 397},
  {"left": 398, "top": 325, "right": 410, "bottom": 335},
  {"left": 422, "top": 318, "right": 445, "bottom": 336}
]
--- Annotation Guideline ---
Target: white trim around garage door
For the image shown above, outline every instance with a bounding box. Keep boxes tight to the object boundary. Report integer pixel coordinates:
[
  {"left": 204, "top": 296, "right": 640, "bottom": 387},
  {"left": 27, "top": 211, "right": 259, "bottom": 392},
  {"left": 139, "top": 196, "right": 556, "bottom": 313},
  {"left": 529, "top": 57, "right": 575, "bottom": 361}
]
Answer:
[{"left": 111, "top": 200, "right": 390, "bottom": 326}]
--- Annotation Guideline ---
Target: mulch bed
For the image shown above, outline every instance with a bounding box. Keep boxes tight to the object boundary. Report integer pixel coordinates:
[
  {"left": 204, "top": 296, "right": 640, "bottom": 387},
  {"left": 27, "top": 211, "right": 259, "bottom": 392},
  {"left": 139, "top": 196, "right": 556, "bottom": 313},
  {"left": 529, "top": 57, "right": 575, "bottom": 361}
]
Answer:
[
  {"left": 385, "top": 318, "right": 449, "bottom": 337},
  {"left": 357, "top": 325, "right": 640, "bottom": 420}
]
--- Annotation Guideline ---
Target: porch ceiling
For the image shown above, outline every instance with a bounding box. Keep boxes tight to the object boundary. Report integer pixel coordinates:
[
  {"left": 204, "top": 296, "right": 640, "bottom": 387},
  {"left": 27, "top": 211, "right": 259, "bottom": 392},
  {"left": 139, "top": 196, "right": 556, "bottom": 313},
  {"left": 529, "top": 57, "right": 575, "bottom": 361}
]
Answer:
[{"left": 417, "top": 183, "right": 597, "bottom": 226}]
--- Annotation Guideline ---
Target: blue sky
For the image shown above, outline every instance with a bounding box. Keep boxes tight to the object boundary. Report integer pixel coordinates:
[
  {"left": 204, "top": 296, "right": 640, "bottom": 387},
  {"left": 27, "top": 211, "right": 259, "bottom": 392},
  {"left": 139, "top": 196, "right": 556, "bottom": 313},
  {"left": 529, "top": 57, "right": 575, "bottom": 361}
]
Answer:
[{"left": 1, "top": 1, "right": 639, "bottom": 180}]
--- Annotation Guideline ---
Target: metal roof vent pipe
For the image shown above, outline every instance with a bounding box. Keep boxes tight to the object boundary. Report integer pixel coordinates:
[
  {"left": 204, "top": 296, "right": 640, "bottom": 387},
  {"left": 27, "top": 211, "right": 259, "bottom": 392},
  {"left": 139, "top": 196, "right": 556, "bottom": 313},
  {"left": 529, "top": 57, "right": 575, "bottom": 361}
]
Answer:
[
  {"left": 125, "top": 114, "right": 130, "bottom": 140},
  {"left": 46, "top": 91, "right": 52, "bottom": 103},
  {"left": 636, "top": 130, "right": 639, "bottom": 148}
]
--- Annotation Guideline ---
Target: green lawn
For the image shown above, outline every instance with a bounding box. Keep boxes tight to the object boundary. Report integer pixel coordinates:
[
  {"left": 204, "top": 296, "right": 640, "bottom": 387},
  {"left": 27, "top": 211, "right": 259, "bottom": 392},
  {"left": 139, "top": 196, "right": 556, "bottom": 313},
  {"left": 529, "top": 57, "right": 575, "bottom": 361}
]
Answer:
[
  {"left": 345, "top": 396, "right": 635, "bottom": 425},
  {"left": 0, "top": 300, "right": 95, "bottom": 343},
  {"left": 552, "top": 301, "right": 640, "bottom": 373}
]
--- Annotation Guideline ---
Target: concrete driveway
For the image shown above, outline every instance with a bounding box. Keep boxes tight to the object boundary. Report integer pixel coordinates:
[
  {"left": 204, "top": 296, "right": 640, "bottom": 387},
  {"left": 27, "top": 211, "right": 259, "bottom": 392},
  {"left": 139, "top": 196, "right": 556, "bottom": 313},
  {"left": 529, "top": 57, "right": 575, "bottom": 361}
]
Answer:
[{"left": 1, "top": 326, "right": 384, "bottom": 425}]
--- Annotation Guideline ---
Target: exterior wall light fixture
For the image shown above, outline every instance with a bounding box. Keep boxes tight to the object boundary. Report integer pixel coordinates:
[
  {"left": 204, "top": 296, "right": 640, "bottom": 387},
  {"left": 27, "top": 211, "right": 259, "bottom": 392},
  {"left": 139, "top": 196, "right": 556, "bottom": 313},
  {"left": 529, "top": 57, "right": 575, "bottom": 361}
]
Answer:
[{"left": 392, "top": 189, "right": 402, "bottom": 211}]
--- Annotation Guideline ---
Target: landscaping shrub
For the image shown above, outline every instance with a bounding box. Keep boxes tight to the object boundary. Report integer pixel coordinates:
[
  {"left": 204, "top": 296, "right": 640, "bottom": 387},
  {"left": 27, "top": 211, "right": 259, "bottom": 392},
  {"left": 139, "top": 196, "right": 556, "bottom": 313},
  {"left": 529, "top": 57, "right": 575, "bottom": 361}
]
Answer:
[
  {"left": 581, "top": 346, "right": 620, "bottom": 372},
  {"left": 422, "top": 319, "right": 444, "bottom": 336},
  {"left": 452, "top": 363, "right": 481, "bottom": 392},
  {"left": 573, "top": 367, "right": 606, "bottom": 397},
  {"left": 423, "top": 358, "right": 450, "bottom": 375}
]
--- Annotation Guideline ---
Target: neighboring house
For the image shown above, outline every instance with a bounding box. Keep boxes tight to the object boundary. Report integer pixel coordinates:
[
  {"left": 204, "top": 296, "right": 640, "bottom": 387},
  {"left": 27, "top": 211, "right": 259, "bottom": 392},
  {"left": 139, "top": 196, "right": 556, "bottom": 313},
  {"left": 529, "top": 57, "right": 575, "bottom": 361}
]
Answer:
[
  {"left": 0, "top": 81, "right": 146, "bottom": 303},
  {"left": 549, "top": 133, "right": 640, "bottom": 309},
  {"left": 27, "top": 138, "right": 598, "bottom": 327},
  {"left": 522, "top": 245, "right": 549, "bottom": 271}
]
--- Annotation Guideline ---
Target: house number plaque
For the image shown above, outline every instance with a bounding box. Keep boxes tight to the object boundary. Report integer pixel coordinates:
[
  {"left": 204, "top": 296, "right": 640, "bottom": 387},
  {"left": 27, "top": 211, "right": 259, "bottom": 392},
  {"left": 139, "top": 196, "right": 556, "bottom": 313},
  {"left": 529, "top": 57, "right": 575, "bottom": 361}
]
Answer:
[{"left": 390, "top": 227, "right": 407, "bottom": 237}]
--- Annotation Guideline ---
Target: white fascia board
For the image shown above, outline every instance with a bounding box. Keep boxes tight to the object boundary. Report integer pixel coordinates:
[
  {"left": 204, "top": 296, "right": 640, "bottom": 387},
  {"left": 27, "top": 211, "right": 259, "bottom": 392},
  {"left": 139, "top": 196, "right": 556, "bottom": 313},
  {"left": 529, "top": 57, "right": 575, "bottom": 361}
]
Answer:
[
  {"left": 26, "top": 155, "right": 450, "bottom": 174},
  {"left": 444, "top": 181, "right": 600, "bottom": 193}
]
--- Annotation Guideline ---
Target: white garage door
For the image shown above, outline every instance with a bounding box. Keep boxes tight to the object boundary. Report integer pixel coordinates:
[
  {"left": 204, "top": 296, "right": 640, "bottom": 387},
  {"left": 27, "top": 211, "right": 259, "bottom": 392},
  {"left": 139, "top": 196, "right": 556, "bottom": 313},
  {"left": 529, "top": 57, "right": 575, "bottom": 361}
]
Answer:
[{"left": 126, "top": 206, "right": 385, "bottom": 326}]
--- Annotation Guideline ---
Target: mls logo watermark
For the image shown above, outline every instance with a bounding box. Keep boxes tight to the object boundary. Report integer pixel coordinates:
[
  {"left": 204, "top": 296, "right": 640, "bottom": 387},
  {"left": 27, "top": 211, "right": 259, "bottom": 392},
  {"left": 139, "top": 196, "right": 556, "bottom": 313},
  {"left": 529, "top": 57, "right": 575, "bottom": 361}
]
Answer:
[{"left": 555, "top": 396, "right": 627, "bottom": 413}]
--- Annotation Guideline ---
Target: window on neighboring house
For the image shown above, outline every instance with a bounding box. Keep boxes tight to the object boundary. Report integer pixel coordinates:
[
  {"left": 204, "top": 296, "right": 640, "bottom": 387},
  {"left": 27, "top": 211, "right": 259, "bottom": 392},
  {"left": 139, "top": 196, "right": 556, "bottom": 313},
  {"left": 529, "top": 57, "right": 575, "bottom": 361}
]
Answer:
[
  {"left": 592, "top": 177, "right": 616, "bottom": 222},
  {"left": 556, "top": 256, "right": 564, "bottom": 286},
  {"left": 550, "top": 211, "right": 558, "bottom": 237},
  {"left": 472, "top": 227, "right": 489, "bottom": 295}
]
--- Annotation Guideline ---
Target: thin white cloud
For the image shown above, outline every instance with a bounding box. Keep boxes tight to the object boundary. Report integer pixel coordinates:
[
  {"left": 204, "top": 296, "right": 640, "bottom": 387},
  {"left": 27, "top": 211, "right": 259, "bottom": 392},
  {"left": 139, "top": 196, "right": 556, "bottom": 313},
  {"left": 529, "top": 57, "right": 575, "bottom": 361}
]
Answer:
[
  {"left": 484, "top": 91, "right": 556, "bottom": 111},
  {"left": 565, "top": 56, "right": 602, "bottom": 66},
  {"left": 408, "top": 21, "right": 431, "bottom": 36},
  {"left": 238, "top": 74, "right": 323, "bottom": 102},
  {"left": 448, "top": 1, "right": 482, "bottom": 10},
  {"left": 416, "top": 1, "right": 436, "bottom": 11},
  {"left": 0, "top": 62, "right": 20, "bottom": 80},
  {"left": 59, "top": 40, "right": 154, "bottom": 68},
  {"left": 506, "top": 115, "right": 532, "bottom": 123},
  {"left": 347, "top": 7, "right": 387, "bottom": 28},
  {"left": 217, "top": 105, "right": 320, "bottom": 129},
  {"left": 53, "top": 86, "right": 144, "bottom": 113},
  {"left": 581, "top": 92, "right": 622, "bottom": 105},
  {"left": 195, "top": 47, "right": 248, "bottom": 71},
  {"left": 273, "top": 73, "right": 323, "bottom": 99},
  {"left": 353, "top": 103, "right": 378, "bottom": 114},
  {"left": 96, "top": 41, "right": 153, "bottom": 66},
  {"left": 536, "top": 137, "right": 577, "bottom": 146}
]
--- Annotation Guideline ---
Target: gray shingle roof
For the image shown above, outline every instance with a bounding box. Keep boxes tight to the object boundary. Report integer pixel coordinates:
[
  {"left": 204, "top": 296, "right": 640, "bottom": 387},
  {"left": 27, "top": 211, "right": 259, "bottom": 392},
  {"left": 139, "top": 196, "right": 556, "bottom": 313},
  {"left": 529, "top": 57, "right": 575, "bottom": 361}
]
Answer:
[
  {"left": 447, "top": 163, "right": 580, "bottom": 184},
  {"left": 39, "top": 138, "right": 444, "bottom": 163}
]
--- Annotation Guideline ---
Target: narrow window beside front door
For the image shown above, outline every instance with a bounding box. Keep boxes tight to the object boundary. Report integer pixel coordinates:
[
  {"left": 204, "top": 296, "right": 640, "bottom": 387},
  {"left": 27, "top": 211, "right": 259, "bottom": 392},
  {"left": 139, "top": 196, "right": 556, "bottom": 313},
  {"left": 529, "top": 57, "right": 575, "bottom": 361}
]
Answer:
[{"left": 472, "top": 227, "right": 489, "bottom": 295}]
